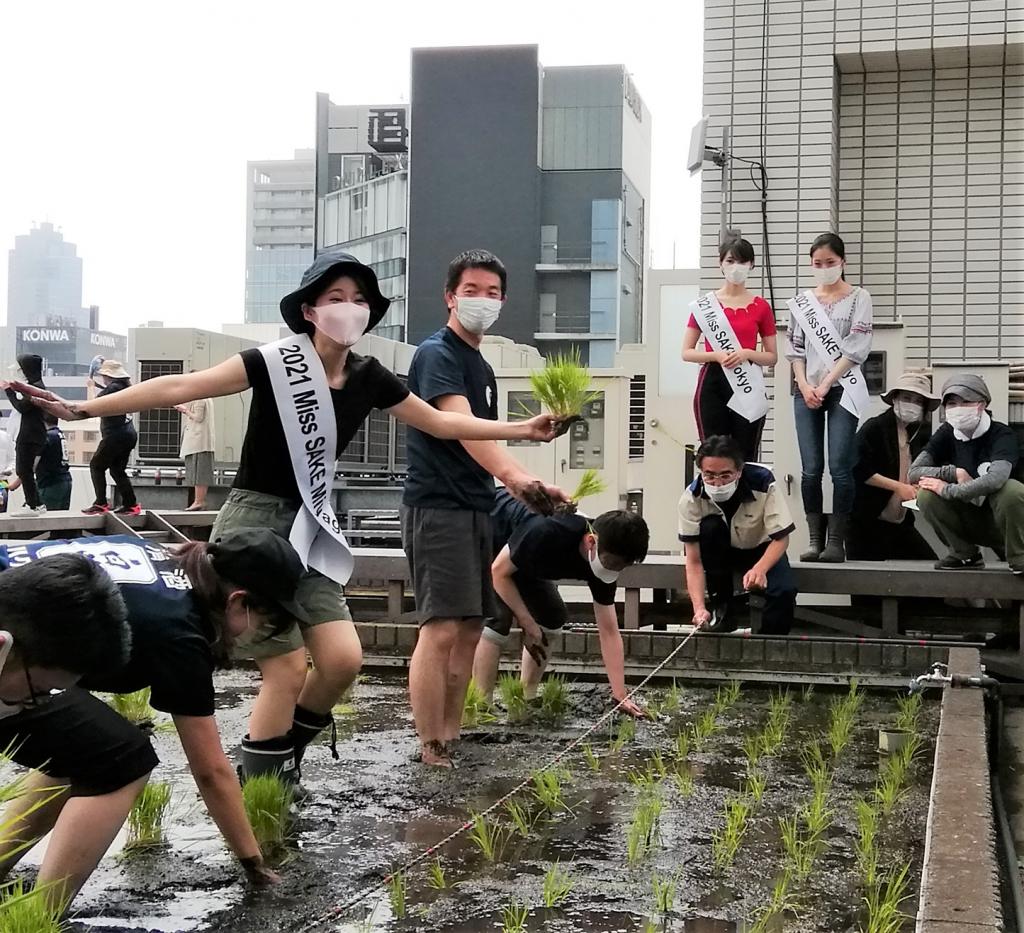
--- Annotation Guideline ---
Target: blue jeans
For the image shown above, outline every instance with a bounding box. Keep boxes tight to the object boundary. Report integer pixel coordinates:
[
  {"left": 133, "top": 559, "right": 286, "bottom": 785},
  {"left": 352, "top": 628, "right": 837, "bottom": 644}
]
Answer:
[{"left": 793, "top": 386, "right": 858, "bottom": 515}]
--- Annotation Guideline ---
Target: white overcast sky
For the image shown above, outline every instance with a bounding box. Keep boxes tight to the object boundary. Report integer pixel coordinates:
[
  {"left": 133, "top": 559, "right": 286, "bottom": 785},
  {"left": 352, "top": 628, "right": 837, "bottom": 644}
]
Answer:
[{"left": 0, "top": 0, "right": 703, "bottom": 336}]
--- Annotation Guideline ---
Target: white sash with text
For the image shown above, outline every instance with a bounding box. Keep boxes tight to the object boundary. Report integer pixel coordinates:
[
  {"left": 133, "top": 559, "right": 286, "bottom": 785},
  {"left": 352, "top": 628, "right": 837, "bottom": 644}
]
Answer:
[
  {"left": 786, "top": 290, "right": 870, "bottom": 419},
  {"left": 259, "top": 334, "right": 354, "bottom": 586},
  {"left": 689, "top": 292, "right": 770, "bottom": 422}
]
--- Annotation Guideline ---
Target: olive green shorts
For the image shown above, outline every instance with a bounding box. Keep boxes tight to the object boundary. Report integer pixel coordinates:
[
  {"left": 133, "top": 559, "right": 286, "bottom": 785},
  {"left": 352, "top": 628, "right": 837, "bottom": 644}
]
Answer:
[{"left": 212, "top": 488, "right": 352, "bottom": 660}]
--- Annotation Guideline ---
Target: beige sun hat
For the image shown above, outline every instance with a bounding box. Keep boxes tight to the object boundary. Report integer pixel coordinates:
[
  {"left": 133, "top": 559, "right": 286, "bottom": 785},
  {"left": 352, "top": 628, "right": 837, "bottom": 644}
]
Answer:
[
  {"left": 96, "top": 360, "right": 129, "bottom": 380},
  {"left": 880, "top": 372, "right": 940, "bottom": 411}
]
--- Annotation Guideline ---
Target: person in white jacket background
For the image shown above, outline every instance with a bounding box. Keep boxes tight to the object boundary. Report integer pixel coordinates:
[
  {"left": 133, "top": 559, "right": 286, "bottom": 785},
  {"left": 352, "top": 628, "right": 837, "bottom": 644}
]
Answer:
[{"left": 176, "top": 391, "right": 215, "bottom": 511}]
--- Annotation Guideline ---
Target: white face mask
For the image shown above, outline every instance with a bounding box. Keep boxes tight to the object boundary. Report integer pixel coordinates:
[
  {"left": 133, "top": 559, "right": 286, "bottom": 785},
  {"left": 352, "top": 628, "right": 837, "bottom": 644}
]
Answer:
[
  {"left": 812, "top": 265, "right": 844, "bottom": 287},
  {"left": 307, "top": 301, "right": 370, "bottom": 347},
  {"left": 723, "top": 263, "right": 751, "bottom": 286},
  {"left": 706, "top": 479, "right": 739, "bottom": 502},
  {"left": 945, "top": 405, "right": 983, "bottom": 435},
  {"left": 454, "top": 297, "right": 502, "bottom": 335},
  {"left": 588, "top": 548, "right": 620, "bottom": 584},
  {"left": 893, "top": 400, "right": 924, "bottom": 424}
]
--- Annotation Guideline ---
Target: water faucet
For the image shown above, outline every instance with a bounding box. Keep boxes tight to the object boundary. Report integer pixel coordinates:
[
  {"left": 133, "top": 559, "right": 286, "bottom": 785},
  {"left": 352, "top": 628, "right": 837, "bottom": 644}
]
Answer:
[{"left": 908, "top": 662, "right": 951, "bottom": 694}]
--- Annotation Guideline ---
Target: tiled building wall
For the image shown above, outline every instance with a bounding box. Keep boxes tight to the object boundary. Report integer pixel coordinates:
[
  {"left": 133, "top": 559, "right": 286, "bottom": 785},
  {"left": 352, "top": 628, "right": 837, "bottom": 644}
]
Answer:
[{"left": 702, "top": 0, "right": 1024, "bottom": 456}]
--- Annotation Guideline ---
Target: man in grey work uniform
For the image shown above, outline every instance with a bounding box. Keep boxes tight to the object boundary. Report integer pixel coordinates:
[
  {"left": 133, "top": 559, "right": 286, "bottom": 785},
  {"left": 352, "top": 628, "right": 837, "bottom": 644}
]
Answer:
[{"left": 401, "top": 249, "right": 565, "bottom": 768}]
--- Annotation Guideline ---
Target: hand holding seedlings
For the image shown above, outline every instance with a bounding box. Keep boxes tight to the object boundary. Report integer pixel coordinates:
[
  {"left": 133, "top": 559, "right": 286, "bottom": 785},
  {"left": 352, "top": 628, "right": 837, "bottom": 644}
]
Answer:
[
  {"left": 520, "top": 621, "right": 549, "bottom": 666},
  {"left": 240, "top": 855, "right": 281, "bottom": 886}
]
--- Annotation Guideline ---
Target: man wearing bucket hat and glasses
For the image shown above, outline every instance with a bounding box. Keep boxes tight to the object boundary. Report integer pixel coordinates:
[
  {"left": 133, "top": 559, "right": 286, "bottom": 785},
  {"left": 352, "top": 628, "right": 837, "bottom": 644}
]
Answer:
[
  {"left": 848, "top": 372, "right": 939, "bottom": 562},
  {"left": 14, "top": 248, "right": 561, "bottom": 788},
  {"left": 909, "top": 374, "right": 1024, "bottom": 574}
]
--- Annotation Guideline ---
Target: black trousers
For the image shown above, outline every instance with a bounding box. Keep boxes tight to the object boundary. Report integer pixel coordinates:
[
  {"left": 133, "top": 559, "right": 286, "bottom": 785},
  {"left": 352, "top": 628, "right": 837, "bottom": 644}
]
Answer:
[
  {"left": 694, "top": 363, "right": 765, "bottom": 463},
  {"left": 90, "top": 427, "right": 138, "bottom": 507},
  {"left": 698, "top": 514, "right": 796, "bottom": 635},
  {"left": 15, "top": 441, "right": 45, "bottom": 508}
]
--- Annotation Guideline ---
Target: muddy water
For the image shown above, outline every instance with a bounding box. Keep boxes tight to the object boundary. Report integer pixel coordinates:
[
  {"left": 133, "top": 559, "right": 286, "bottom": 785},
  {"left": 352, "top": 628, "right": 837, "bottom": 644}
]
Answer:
[{"left": 47, "top": 674, "right": 936, "bottom": 932}]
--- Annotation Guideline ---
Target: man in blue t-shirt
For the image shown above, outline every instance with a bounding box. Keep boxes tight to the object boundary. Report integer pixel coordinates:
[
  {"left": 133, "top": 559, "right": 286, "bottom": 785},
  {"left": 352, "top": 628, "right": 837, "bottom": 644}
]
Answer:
[{"left": 401, "top": 250, "right": 567, "bottom": 768}]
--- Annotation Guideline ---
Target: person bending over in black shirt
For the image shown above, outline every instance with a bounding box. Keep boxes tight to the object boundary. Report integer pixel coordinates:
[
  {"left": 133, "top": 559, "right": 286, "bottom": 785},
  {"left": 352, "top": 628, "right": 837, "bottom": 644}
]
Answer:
[
  {"left": 17, "top": 250, "right": 560, "bottom": 786},
  {"left": 472, "top": 491, "right": 650, "bottom": 718},
  {"left": 0, "top": 528, "right": 302, "bottom": 912}
]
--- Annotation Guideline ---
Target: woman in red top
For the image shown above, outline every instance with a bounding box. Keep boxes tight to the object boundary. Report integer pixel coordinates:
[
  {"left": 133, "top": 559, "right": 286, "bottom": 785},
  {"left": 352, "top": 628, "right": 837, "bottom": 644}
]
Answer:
[{"left": 682, "top": 237, "right": 778, "bottom": 461}]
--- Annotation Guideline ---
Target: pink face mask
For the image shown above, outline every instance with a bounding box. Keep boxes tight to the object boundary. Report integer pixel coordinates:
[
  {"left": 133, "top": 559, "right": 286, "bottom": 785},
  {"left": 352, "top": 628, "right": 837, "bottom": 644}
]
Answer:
[{"left": 307, "top": 302, "right": 370, "bottom": 347}]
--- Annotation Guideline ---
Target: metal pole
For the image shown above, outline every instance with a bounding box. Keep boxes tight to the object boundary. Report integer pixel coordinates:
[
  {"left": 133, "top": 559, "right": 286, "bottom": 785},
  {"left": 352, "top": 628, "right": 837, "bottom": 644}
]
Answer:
[{"left": 720, "top": 125, "right": 731, "bottom": 246}]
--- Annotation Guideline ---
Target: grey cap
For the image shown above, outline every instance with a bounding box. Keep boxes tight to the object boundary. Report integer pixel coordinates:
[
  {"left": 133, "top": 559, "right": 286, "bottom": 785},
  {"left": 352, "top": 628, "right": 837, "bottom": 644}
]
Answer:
[{"left": 940, "top": 373, "right": 991, "bottom": 405}]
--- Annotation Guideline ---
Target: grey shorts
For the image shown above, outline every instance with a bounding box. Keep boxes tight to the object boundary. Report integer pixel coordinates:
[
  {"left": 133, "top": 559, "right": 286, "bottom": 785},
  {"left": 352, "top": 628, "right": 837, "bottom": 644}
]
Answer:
[
  {"left": 400, "top": 505, "right": 498, "bottom": 624},
  {"left": 184, "top": 450, "right": 214, "bottom": 487},
  {"left": 482, "top": 574, "right": 569, "bottom": 646},
  {"left": 212, "top": 488, "right": 352, "bottom": 659}
]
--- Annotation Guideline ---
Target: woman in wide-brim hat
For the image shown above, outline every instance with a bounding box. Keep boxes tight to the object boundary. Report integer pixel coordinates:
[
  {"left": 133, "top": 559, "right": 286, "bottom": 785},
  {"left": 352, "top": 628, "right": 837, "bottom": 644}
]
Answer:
[
  {"left": 18, "top": 249, "right": 561, "bottom": 788},
  {"left": 848, "top": 371, "right": 940, "bottom": 562},
  {"left": 82, "top": 359, "right": 140, "bottom": 516}
]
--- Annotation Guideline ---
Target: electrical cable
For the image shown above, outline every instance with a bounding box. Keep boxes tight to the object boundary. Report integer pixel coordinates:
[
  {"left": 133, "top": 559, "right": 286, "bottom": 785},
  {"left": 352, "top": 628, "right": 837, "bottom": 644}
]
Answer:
[{"left": 294, "top": 620, "right": 708, "bottom": 931}]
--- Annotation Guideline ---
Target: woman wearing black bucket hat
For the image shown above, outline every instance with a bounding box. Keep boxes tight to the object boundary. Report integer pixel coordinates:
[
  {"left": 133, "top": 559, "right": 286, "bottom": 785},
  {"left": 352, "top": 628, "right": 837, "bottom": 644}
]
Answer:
[{"left": 14, "top": 249, "right": 562, "bottom": 786}]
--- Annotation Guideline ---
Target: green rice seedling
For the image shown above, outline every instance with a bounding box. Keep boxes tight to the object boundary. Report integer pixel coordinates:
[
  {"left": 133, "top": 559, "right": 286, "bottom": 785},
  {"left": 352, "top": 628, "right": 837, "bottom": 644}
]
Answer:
[
  {"left": 674, "top": 729, "right": 691, "bottom": 762},
  {"left": 861, "top": 862, "right": 911, "bottom": 933},
  {"left": 650, "top": 750, "right": 668, "bottom": 779},
  {"left": 426, "top": 858, "right": 450, "bottom": 890},
  {"left": 801, "top": 741, "right": 831, "bottom": 795},
  {"left": 672, "top": 768, "right": 695, "bottom": 797},
  {"left": 497, "top": 674, "right": 528, "bottom": 723},
  {"left": 504, "top": 798, "right": 538, "bottom": 838},
  {"left": 468, "top": 811, "right": 507, "bottom": 862},
  {"left": 801, "top": 684, "right": 815, "bottom": 703},
  {"left": 528, "top": 348, "right": 601, "bottom": 420},
  {"left": 873, "top": 768, "right": 905, "bottom": 817},
  {"left": 665, "top": 679, "right": 683, "bottom": 713},
  {"left": 463, "top": 678, "right": 497, "bottom": 727},
  {"left": 779, "top": 814, "right": 815, "bottom": 880},
  {"left": 500, "top": 901, "right": 529, "bottom": 933},
  {"left": 691, "top": 707, "right": 720, "bottom": 748},
  {"left": 743, "top": 733, "right": 764, "bottom": 772},
  {"left": 801, "top": 785, "right": 832, "bottom": 841},
  {"left": 532, "top": 767, "right": 571, "bottom": 814},
  {"left": 627, "top": 764, "right": 658, "bottom": 792},
  {"left": 651, "top": 871, "right": 679, "bottom": 916},
  {"left": 109, "top": 688, "right": 156, "bottom": 725},
  {"left": 854, "top": 797, "right": 880, "bottom": 888},
  {"left": 542, "top": 861, "right": 574, "bottom": 908},
  {"left": 125, "top": 780, "right": 172, "bottom": 851},
  {"left": 387, "top": 871, "right": 406, "bottom": 920},
  {"left": 626, "top": 792, "right": 663, "bottom": 865},
  {"left": 746, "top": 770, "right": 767, "bottom": 805},
  {"left": 242, "top": 774, "right": 293, "bottom": 856},
  {"left": 894, "top": 693, "right": 922, "bottom": 734},
  {"left": 570, "top": 468, "right": 608, "bottom": 503},
  {"left": 759, "top": 716, "right": 788, "bottom": 758},
  {"left": 712, "top": 796, "right": 752, "bottom": 870},
  {"left": 539, "top": 674, "right": 570, "bottom": 722},
  {"left": 749, "top": 872, "right": 796, "bottom": 933},
  {"left": 715, "top": 679, "right": 742, "bottom": 712},
  {"left": 0, "top": 879, "right": 66, "bottom": 932},
  {"left": 610, "top": 716, "right": 636, "bottom": 752},
  {"left": 581, "top": 742, "right": 601, "bottom": 773},
  {"left": 827, "top": 695, "right": 859, "bottom": 759}
]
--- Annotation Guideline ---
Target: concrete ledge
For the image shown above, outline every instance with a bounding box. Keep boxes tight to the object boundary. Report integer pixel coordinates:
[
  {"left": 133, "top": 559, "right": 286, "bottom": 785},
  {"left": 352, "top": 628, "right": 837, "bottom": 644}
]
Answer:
[{"left": 917, "top": 648, "right": 1002, "bottom": 932}]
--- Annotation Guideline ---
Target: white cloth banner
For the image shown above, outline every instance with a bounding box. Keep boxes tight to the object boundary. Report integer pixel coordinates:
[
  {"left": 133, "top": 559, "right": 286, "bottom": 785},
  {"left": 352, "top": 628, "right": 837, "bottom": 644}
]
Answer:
[
  {"left": 787, "top": 290, "right": 870, "bottom": 418},
  {"left": 689, "top": 291, "right": 770, "bottom": 422},
  {"left": 260, "top": 334, "right": 354, "bottom": 585}
]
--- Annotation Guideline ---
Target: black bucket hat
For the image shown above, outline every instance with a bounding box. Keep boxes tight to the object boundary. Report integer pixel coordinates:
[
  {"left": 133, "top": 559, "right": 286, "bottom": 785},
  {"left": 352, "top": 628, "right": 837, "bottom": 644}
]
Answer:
[{"left": 279, "top": 249, "right": 390, "bottom": 335}]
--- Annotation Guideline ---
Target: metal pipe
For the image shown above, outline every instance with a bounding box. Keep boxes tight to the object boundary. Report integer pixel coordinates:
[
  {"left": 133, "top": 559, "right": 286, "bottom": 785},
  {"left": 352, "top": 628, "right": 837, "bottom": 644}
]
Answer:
[{"left": 989, "top": 694, "right": 1024, "bottom": 933}]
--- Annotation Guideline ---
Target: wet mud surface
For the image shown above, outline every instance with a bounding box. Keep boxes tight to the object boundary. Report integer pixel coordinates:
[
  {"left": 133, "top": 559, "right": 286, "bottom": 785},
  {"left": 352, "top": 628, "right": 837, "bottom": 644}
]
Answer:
[{"left": 39, "top": 673, "right": 935, "bottom": 932}]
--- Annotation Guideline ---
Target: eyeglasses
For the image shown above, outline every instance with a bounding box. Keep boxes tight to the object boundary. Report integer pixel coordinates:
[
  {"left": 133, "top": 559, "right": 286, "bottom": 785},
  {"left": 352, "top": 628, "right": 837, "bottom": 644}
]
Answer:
[
  {"left": 3, "top": 658, "right": 63, "bottom": 710},
  {"left": 701, "top": 470, "right": 739, "bottom": 483}
]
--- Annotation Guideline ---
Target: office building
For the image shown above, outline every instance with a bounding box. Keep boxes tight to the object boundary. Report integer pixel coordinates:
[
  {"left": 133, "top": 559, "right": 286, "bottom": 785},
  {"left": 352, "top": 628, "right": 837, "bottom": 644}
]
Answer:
[
  {"left": 244, "top": 150, "right": 315, "bottom": 324},
  {"left": 6, "top": 223, "right": 89, "bottom": 332},
  {"left": 700, "top": 0, "right": 1022, "bottom": 363}
]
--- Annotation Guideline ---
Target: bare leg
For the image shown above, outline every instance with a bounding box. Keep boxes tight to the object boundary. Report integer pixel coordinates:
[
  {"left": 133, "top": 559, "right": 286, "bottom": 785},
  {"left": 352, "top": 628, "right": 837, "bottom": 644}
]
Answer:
[
  {"left": 471, "top": 637, "right": 502, "bottom": 698},
  {"left": 409, "top": 620, "right": 456, "bottom": 763},
  {"left": 442, "top": 619, "right": 483, "bottom": 743},
  {"left": 0, "top": 771, "right": 73, "bottom": 881},
  {"left": 249, "top": 649, "right": 308, "bottom": 740},
  {"left": 520, "top": 644, "right": 550, "bottom": 699},
  {"left": 189, "top": 485, "right": 209, "bottom": 509},
  {"left": 37, "top": 774, "right": 150, "bottom": 913},
  {"left": 297, "top": 619, "right": 363, "bottom": 715}
]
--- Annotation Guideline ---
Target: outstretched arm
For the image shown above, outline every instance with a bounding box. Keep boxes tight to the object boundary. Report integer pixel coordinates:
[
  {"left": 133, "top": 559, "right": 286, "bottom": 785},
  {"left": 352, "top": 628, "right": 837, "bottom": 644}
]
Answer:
[
  {"left": 593, "top": 602, "right": 646, "bottom": 718},
  {"left": 10, "top": 357, "right": 249, "bottom": 421},
  {"left": 387, "top": 392, "right": 559, "bottom": 443}
]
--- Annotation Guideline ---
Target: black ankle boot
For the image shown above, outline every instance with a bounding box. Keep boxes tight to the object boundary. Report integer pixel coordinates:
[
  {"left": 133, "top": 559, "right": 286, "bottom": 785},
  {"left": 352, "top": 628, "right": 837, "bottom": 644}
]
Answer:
[{"left": 290, "top": 704, "right": 338, "bottom": 775}]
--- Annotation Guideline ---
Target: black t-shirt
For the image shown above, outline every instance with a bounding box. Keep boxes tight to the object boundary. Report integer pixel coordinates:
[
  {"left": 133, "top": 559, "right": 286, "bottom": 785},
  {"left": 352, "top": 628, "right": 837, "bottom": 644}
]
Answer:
[
  {"left": 402, "top": 326, "right": 499, "bottom": 512},
  {"left": 921, "top": 419, "right": 1020, "bottom": 477},
  {"left": 97, "top": 380, "right": 134, "bottom": 436},
  {"left": 35, "top": 427, "right": 70, "bottom": 485},
  {"left": 234, "top": 349, "right": 410, "bottom": 501},
  {"left": 0, "top": 536, "right": 217, "bottom": 717},
  {"left": 495, "top": 493, "right": 617, "bottom": 606}
]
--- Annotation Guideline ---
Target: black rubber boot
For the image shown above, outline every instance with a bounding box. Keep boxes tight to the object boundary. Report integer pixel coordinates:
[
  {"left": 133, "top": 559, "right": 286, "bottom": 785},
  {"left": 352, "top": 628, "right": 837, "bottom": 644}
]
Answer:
[
  {"left": 800, "top": 514, "right": 826, "bottom": 562},
  {"left": 239, "top": 734, "right": 298, "bottom": 784},
  {"left": 290, "top": 704, "right": 338, "bottom": 775},
  {"left": 818, "top": 513, "right": 849, "bottom": 563}
]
